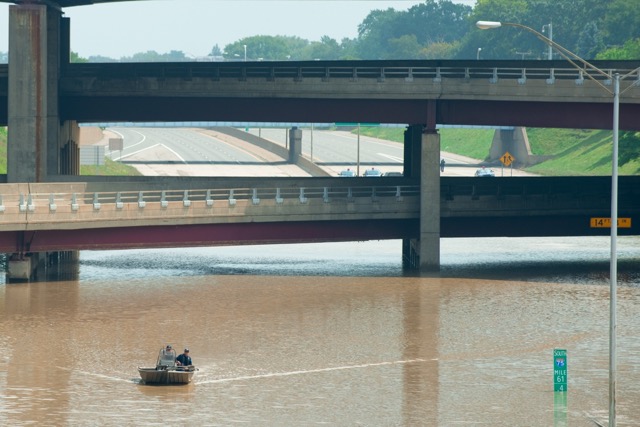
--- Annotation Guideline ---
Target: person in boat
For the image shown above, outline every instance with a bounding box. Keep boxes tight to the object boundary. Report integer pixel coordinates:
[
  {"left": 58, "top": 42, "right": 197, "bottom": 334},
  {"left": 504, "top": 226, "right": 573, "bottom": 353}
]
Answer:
[
  {"left": 158, "top": 344, "right": 177, "bottom": 368},
  {"left": 176, "top": 348, "right": 192, "bottom": 367}
]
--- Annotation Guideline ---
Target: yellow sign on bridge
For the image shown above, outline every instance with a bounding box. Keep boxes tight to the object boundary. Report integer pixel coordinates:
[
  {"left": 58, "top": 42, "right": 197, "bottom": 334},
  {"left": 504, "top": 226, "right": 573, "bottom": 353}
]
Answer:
[{"left": 590, "top": 217, "right": 632, "bottom": 228}]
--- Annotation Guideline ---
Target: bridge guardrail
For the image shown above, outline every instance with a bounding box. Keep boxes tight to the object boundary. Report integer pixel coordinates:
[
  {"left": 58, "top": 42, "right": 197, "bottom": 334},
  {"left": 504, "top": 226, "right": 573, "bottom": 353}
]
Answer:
[
  {"left": 56, "top": 60, "right": 640, "bottom": 84},
  {"left": 0, "top": 183, "right": 420, "bottom": 232}
]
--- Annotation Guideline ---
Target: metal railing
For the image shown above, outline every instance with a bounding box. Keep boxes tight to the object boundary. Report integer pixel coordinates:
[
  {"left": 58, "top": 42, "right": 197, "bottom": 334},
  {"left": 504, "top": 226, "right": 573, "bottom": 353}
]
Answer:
[
  {"left": 55, "top": 60, "right": 640, "bottom": 84},
  {"left": 0, "top": 184, "right": 421, "bottom": 231}
]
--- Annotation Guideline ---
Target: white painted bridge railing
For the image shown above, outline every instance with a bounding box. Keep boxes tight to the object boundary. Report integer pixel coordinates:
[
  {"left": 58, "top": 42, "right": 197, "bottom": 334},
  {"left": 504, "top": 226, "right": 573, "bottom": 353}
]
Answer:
[{"left": 0, "top": 183, "right": 421, "bottom": 232}]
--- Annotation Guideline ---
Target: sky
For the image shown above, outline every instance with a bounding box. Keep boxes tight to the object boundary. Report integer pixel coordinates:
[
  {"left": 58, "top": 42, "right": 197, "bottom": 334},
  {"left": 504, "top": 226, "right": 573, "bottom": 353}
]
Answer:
[{"left": 0, "top": 0, "right": 477, "bottom": 59}]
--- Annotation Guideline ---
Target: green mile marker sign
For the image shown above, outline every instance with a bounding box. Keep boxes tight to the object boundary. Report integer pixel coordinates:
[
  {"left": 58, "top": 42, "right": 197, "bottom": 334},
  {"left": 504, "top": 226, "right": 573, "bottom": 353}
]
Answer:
[{"left": 554, "top": 349, "right": 567, "bottom": 392}]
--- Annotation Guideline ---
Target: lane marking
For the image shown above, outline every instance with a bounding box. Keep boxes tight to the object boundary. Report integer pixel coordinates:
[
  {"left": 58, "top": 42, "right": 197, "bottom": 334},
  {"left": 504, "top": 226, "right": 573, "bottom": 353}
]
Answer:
[
  {"left": 113, "top": 143, "right": 186, "bottom": 163},
  {"left": 197, "top": 358, "right": 433, "bottom": 385},
  {"left": 377, "top": 153, "right": 403, "bottom": 163},
  {"left": 110, "top": 128, "right": 146, "bottom": 151}
]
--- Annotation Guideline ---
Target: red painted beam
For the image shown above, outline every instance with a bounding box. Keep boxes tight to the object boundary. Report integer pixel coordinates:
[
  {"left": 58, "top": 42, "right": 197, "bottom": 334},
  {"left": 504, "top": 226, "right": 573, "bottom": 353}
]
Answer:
[{"left": 0, "top": 219, "right": 419, "bottom": 252}]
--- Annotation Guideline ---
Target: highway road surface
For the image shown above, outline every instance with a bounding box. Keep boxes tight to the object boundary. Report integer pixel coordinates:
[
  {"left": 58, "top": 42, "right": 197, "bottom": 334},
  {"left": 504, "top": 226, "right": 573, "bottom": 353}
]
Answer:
[{"left": 98, "top": 126, "right": 534, "bottom": 177}]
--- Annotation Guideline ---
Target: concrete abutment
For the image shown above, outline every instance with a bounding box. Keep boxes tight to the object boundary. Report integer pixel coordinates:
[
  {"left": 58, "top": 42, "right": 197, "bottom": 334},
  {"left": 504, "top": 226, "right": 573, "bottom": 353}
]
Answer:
[{"left": 7, "top": 5, "right": 80, "bottom": 279}]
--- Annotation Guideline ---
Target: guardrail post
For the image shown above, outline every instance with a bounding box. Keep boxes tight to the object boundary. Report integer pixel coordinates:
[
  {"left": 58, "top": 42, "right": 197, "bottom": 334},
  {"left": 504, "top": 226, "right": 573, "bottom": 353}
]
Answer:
[
  {"left": 395, "top": 186, "right": 403, "bottom": 202},
  {"left": 405, "top": 68, "right": 414, "bottom": 82},
  {"left": 433, "top": 67, "right": 442, "bottom": 83},
  {"left": 19, "top": 193, "right": 26, "bottom": 212},
  {"left": 27, "top": 195, "right": 34, "bottom": 212},
  {"left": 183, "top": 190, "right": 191, "bottom": 208},
  {"left": 71, "top": 193, "right": 79, "bottom": 211},
  {"left": 347, "top": 187, "right": 354, "bottom": 202},
  {"left": 490, "top": 68, "right": 498, "bottom": 84},
  {"left": 575, "top": 70, "right": 585, "bottom": 86},
  {"left": 49, "top": 194, "right": 57, "bottom": 212},
  {"left": 299, "top": 188, "right": 308, "bottom": 204},
  {"left": 371, "top": 187, "right": 378, "bottom": 201},
  {"left": 518, "top": 68, "right": 526, "bottom": 85},
  {"left": 252, "top": 188, "right": 260, "bottom": 205},
  {"left": 275, "top": 188, "right": 283, "bottom": 204},
  {"left": 205, "top": 189, "right": 213, "bottom": 207},
  {"left": 546, "top": 68, "right": 556, "bottom": 84},
  {"left": 323, "top": 187, "right": 330, "bottom": 203},
  {"left": 0, "top": 195, "right": 5, "bottom": 213},
  {"left": 160, "top": 191, "right": 168, "bottom": 208},
  {"left": 138, "top": 191, "right": 146, "bottom": 208},
  {"left": 228, "top": 189, "right": 236, "bottom": 206},
  {"left": 93, "top": 193, "right": 101, "bottom": 210},
  {"left": 116, "top": 192, "right": 124, "bottom": 209}
]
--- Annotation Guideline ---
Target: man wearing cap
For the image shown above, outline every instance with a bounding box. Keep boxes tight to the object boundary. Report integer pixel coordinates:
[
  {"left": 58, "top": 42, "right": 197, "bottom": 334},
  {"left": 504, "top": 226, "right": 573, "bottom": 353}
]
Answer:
[{"left": 176, "top": 348, "right": 192, "bottom": 367}]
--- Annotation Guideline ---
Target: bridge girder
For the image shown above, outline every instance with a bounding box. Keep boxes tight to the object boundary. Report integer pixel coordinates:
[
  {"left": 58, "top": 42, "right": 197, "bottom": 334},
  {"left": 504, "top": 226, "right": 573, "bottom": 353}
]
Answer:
[{"left": 0, "top": 0, "right": 133, "bottom": 7}]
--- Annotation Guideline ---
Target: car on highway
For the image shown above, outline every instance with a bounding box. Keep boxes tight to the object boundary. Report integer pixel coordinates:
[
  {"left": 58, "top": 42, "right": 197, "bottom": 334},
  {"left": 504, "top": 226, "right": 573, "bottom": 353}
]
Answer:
[
  {"left": 475, "top": 167, "right": 496, "bottom": 177},
  {"left": 338, "top": 169, "right": 356, "bottom": 177},
  {"left": 362, "top": 168, "right": 383, "bottom": 177},
  {"left": 383, "top": 171, "right": 403, "bottom": 177}
]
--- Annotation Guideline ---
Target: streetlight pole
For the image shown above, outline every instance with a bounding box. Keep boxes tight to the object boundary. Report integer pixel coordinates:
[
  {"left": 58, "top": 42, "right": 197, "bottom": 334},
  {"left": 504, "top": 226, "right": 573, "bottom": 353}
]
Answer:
[
  {"left": 477, "top": 47, "right": 482, "bottom": 60},
  {"left": 243, "top": 44, "right": 247, "bottom": 62},
  {"left": 476, "top": 20, "right": 639, "bottom": 427},
  {"left": 542, "top": 22, "right": 553, "bottom": 60}
]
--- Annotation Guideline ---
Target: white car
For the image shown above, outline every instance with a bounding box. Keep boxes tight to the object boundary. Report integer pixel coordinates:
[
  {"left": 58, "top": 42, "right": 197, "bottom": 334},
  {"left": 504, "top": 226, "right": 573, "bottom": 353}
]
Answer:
[
  {"left": 475, "top": 167, "right": 495, "bottom": 177},
  {"left": 362, "top": 168, "right": 383, "bottom": 177}
]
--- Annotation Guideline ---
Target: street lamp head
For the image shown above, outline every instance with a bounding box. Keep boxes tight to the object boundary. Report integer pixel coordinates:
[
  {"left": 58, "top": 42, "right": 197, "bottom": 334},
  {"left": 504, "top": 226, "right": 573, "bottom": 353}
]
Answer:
[{"left": 476, "top": 21, "right": 502, "bottom": 30}]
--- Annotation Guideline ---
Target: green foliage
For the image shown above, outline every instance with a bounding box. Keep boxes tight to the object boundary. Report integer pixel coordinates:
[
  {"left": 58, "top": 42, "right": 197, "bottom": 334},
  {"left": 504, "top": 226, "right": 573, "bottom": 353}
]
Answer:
[
  {"left": 597, "top": 38, "right": 640, "bottom": 60},
  {"left": 70, "top": 51, "right": 88, "bottom": 63},
  {"left": 357, "top": 125, "right": 639, "bottom": 176},
  {"left": 121, "top": 50, "right": 188, "bottom": 62},
  {"left": 357, "top": 0, "right": 472, "bottom": 59},
  {"left": 60, "top": 0, "right": 640, "bottom": 62},
  {"left": 80, "top": 158, "right": 142, "bottom": 176}
]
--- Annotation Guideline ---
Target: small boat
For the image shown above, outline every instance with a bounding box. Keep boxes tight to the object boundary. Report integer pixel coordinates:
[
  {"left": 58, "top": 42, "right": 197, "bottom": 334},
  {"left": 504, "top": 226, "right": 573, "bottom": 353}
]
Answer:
[{"left": 138, "top": 347, "right": 196, "bottom": 385}]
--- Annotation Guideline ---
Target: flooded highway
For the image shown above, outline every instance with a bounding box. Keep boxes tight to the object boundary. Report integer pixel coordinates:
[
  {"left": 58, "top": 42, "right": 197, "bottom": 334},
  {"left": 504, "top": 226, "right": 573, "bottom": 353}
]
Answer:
[{"left": 1, "top": 236, "right": 639, "bottom": 426}]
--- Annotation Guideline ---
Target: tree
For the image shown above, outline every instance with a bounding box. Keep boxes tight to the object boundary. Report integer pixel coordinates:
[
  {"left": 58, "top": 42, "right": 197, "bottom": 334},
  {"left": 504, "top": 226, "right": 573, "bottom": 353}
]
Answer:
[
  {"left": 210, "top": 44, "right": 223, "bottom": 57},
  {"left": 603, "top": 0, "right": 640, "bottom": 48},
  {"left": 70, "top": 51, "right": 88, "bottom": 63}
]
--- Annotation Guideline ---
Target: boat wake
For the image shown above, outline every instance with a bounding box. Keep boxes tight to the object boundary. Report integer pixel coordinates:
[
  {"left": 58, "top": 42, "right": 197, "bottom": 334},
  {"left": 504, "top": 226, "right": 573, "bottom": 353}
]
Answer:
[{"left": 196, "top": 358, "right": 433, "bottom": 385}]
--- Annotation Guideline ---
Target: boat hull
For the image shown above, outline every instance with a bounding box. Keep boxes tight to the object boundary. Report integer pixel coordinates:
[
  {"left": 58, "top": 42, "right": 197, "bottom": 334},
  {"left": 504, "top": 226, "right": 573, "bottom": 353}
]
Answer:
[{"left": 138, "top": 367, "right": 195, "bottom": 385}]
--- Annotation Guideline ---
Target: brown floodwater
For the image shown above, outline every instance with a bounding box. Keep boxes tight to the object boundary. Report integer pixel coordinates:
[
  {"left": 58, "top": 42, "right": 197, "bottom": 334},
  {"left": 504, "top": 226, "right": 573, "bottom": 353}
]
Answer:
[{"left": 1, "top": 237, "right": 639, "bottom": 426}]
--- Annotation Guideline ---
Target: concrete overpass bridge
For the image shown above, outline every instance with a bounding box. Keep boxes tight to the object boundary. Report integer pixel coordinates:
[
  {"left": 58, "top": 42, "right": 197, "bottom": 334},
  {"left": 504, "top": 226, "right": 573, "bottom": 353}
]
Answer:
[
  {"left": 1, "top": 175, "right": 638, "bottom": 266},
  {"left": 1, "top": 1, "right": 639, "bottom": 278}
]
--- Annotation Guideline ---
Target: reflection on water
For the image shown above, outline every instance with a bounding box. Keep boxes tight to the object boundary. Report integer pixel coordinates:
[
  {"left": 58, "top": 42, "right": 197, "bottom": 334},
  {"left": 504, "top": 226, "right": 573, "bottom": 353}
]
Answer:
[
  {"left": 78, "top": 236, "right": 640, "bottom": 286},
  {"left": 0, "top": 236, "right": 639, "bottom": 426}
]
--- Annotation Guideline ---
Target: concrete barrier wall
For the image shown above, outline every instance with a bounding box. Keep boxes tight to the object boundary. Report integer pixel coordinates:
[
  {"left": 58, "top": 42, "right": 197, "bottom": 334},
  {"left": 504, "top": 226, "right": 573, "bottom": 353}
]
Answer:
[{"left": 0, "top": 182, "right": 419, "bottom": 232}]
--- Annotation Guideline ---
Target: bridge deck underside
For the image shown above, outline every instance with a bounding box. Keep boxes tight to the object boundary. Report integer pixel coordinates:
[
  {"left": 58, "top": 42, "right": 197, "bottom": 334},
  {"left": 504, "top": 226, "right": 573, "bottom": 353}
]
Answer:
[
  {"left": 0, "top": 214, "right": 635, "bottom": 253},
  {"left": 50, "top": 97, "right": 640, "bottom": 131}
]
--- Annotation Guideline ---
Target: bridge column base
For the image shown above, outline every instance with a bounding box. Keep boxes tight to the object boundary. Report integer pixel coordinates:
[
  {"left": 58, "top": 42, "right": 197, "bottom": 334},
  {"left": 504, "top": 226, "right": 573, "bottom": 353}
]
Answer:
[
  {"left": 402, "top": 238, "right": 440, "bottom": 272},
  {"left": 7, "top": 253, "right": 38, "bottom": 281},
  {"left": 6, "top": 251, "right": 79, "bottom": 282}
]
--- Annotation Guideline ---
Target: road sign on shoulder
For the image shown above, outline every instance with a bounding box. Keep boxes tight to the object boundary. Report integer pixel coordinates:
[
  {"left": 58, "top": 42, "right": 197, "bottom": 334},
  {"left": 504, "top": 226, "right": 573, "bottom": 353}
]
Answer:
[
  {"left": 590, "top": 217, "right": 632, "bottom": 228},
  {"left": 500, "top": 151, "right": 515, "bottom": 167},
  {"left": 554, "top": 349, "right": 567, "bottom": 392}
]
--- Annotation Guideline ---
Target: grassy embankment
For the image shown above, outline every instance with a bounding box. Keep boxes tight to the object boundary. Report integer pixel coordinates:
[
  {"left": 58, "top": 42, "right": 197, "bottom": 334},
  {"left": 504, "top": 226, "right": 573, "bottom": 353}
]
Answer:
[
  {"left": 356, "top": 126, "right": 640, "bottom": 176},
  {"left": 0, "top": 127, "right": 140, "bottom": 176}
]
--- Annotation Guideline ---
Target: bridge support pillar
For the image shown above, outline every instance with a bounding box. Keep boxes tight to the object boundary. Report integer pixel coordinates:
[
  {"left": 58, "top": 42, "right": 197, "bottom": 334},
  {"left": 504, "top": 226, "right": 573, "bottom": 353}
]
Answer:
[
  {"left": 404, "top": 124, "right": 423, "bottom": 178},
  {"left": 403, "top": 129, "right": 441, "bottom": 271},
  {"left": 288, "top": 127, "right": 302, "bottom": 163},
  {"left": 7, "top": 6, "right": 78, "bottom": 280},
  {"left": 8, "top": 5, "right": 77, "bottom": 181}
]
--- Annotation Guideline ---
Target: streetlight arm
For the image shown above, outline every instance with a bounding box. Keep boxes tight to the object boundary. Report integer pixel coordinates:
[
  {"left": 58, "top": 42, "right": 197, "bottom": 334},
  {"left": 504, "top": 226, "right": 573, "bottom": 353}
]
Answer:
[{"left": 476, "top": 21, "right": 613, "bottom": 94}]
